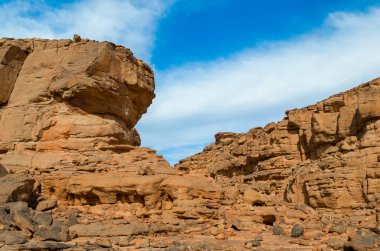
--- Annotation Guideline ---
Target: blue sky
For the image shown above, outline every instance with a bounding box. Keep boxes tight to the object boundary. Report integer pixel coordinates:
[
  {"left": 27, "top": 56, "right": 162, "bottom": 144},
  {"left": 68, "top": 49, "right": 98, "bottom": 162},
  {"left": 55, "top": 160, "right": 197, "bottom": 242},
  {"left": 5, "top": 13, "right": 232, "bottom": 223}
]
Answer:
[
  {"left": 1, "top": 0, "right": 380, "bottom": 164},
  {"left": 152, "top": 0, "right": 380, "bottom": 69}
]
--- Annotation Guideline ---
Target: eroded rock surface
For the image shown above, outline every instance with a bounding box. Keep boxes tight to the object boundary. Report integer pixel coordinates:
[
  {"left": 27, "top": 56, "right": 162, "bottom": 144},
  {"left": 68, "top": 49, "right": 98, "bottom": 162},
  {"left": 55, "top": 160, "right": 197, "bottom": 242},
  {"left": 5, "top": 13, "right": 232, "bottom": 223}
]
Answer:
[
  {"left": 0, "top": 37, "right": 230, "bottom": 250},
  {"left": 0, "top": 37, "right": 379, "bottom": 250},
  {"left": 177, "top": 77, "right": 380, "bottom": 250}
]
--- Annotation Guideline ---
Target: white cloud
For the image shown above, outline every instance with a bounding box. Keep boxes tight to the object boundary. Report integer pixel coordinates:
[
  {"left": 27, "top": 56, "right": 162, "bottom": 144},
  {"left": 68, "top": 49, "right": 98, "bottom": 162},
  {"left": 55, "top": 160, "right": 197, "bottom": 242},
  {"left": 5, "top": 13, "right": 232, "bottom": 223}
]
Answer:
[
  {"left": 0, "top": 0, "right": 172, "bottom": 62},
  {"left": 138, "top": 6, "right": 380, "bottom": 164}
]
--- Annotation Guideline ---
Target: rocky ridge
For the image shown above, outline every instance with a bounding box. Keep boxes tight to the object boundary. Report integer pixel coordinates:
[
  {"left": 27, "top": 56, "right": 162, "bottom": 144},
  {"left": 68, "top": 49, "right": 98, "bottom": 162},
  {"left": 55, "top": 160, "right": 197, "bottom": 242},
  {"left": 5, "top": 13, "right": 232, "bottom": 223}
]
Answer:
[
  {"left": 177, "top": 77, "right": 380, "bottom": 250},
  {"left": 0, "top": 37, "right": 379, "bottom": 250}
]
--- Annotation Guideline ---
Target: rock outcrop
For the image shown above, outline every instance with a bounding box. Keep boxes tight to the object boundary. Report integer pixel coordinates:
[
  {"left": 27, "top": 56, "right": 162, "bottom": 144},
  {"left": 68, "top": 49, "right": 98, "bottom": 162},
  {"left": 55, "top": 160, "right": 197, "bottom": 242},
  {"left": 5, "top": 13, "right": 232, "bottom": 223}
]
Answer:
[
  {"left": 178, "top": 78, "right": 380, "bottom": 209},
  {"left": 0, "top": 37, "right": 228, "bottom": 250},
  {"left": 0, "top": 36, "right": 379, "bottom": 250},
  {"left": 0, "top": 37, "right": 174, "bottom": 201},
  {"left": 177, "top": 78, "right": 380, "bottom": 250}
]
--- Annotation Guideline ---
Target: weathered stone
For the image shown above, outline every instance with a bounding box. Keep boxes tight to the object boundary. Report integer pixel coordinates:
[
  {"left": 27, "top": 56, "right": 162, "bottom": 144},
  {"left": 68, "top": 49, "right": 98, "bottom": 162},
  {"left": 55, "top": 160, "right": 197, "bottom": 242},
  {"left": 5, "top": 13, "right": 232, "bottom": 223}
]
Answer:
[
  {"left": 69, "top": 223, "right": 147, "bottom": 237},
  {"left": 0, "top": 207, "right": 13, "bottom": 227},
  {"left": 14, "top": 241, "right": 77, "bottom": 250},
  {"left": 291, "top": 225, "right": 304, "bottom": 238},
  {"left": 0, "top": 231, "right": 27, "bottom": 245},
  {"left": 13, "top": 209, "right": 38, "bottom": 233},
  {"left": 0, "top": 45, "right": 28, "bottom": 104},
  {"left": 328, "top": 223, "right": 347, "bottom": 234},
  {"left": 272, "top": 225, "right": 284, "bottom": 235},
  {"left": 0, "top": 174, "right": 34, "bottom": 203},
  {"left": 344, "top": 237, "right": 378, "bottom": 251},
  {"left": 160, "top": 175, "right": 222, "bottom": 200},
  {"left": 66, "top": 211, "right": 79, "bottom": 227},
  {"left": 33, "top": 212, "right": 53, "bottom": 226},
  {"left": 245, "top": 239, "right": 261, "bottom": 247},
  {"left": 95, "top": 238, "right": 112, "bottom": 248},
  {"left": 324, "top": 238, "right": 346, "bottom": 250},
  {"left": 243, "top": 189, "right": 274, "bottom": 206},
  {"left": 130, "top": 239, "right": 150, "bottom": 249},
  {"left": 33, "top": 225, "right": 69, "bottom": 242},
  {"left": 36, "top": 199, "right": 57, "bottom": 212},
  {"left": 6, "top": 201, "right": 29, "bottom": 214}
]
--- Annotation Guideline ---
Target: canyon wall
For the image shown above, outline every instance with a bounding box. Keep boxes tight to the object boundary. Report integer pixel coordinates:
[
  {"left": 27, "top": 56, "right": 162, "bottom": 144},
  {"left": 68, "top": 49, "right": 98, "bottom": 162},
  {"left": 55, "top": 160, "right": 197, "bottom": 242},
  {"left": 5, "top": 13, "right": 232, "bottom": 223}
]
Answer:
[
  {"left": 178, "top": 78, "right": 380, "bottom": 211},
  {"left": 0, "top": 37, "right": 174, "bottom": 201},
  {"left": 177, "top": 78, "right": 380, "bottom": 250},
  {"left": 0, "top": 37, "right": 379, "bottom": 250}
]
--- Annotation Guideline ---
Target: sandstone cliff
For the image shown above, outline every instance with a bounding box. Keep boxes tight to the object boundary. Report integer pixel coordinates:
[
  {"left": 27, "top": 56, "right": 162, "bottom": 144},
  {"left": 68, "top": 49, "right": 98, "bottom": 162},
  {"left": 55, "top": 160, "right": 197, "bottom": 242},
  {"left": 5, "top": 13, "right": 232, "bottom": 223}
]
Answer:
[
  {"left": 178, "top": 78, "right": 380, "bottom": 209},
  {"left": 0, "top": 37, "right": 174, "bottom": 200},
  {"left": 0, "top": 37, "right": 227, "bottom": 250},
  {"left": 177, "top": 78, "right": 380, "bottom": 250},
  {"left": 0, "top": 37, "right": 379, "bottom": 250}
]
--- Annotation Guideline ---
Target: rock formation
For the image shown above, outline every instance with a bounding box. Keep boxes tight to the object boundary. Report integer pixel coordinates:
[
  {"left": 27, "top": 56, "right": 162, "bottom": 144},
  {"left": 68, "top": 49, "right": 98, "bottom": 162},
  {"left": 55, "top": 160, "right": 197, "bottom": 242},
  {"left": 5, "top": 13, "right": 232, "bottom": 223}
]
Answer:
[
  {"left": 0, "top": 37, "right": 379, "bottom": 250},
  {"left": 177, "top": 78, "right": 380, "bottom": 250},
  {"left": 0, "top": 37, "right": 174, "bottom": 200}
]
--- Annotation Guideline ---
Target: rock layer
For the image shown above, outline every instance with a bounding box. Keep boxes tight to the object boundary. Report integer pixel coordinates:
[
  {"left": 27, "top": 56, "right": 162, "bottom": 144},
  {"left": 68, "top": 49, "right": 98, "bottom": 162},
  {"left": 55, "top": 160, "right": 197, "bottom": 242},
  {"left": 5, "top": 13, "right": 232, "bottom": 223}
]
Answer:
[
  {"left": 177, "top": 78, "right": 380, "bottom": 211},
  {"left": 0, "top": 37, "right": 166, "bottom": 200},
  {"left": 0, "top": 37, "right": 379, "bottom": 250},
  {"left": 177, "top": 78, "right": 380, "bottom": 250},
  {"left": 0, "top": 37, "right": 232, "bottom": 250}
]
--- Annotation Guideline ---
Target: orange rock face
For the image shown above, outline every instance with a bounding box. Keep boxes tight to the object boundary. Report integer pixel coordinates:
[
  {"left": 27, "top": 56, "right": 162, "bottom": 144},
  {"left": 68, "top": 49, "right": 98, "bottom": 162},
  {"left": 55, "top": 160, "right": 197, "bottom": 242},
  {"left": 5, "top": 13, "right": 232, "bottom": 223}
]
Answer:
[
  {"left": 177, "top": 79, "right": 380, "bottom": 211},
  {"left": 0, "top": 37, "right": 167, "bottom": 198},
  {"left": 0, "top": 37, "right": 379, "bottom": 250},
  {"left": 177, "top": 78, "right": 380, "bottom": 250}
]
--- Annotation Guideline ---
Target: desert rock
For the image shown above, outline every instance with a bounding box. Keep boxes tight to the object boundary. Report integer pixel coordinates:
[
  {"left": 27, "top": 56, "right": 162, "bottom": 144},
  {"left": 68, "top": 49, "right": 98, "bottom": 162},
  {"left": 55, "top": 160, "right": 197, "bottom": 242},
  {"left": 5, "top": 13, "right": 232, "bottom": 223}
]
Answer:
[
  {"left": 177, "top": 77, "right": 380, "bottom": 250},
  {"left": 0, "top": 37, "right": 379, "bottom": 250}
]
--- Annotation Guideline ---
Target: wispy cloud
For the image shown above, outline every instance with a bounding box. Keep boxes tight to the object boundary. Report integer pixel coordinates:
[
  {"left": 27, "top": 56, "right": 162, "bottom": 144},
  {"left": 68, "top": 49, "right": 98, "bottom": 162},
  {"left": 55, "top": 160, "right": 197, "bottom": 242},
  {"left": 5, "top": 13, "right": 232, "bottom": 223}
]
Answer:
[
  {"left": 138, "top": 6, "right": 380, "bottom": 164},
  {"left": 0, "top": 0, "right": 172, "bottom": 62}
]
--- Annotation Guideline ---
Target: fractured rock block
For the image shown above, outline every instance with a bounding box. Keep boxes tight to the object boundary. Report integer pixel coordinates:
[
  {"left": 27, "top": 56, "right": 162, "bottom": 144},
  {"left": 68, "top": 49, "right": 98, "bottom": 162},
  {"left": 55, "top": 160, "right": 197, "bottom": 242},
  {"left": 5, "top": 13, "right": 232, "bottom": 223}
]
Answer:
[{"left": 0, "top": 174, "right": 35, "bottom": 204}]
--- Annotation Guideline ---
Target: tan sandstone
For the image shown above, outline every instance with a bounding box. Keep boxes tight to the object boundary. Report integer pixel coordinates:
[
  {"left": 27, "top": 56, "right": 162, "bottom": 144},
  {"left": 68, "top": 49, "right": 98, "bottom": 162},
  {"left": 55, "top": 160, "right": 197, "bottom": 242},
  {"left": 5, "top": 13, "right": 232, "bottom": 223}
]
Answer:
[{"left": 0, "top": 37, "right": 379, "bottom": 250}]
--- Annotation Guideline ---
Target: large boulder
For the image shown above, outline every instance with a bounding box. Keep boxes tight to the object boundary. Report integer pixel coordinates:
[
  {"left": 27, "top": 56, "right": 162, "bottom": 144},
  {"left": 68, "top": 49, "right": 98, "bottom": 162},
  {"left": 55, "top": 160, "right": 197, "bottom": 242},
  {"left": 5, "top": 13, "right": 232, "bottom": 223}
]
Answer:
[
  {"left": 0, "top": 37, "right": 170, "bottom": 204},
  {"left": 0, "top": 38, "right": 156, "bottom": 174}
]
